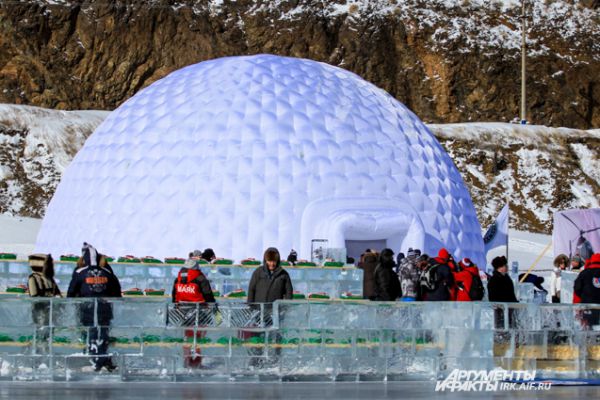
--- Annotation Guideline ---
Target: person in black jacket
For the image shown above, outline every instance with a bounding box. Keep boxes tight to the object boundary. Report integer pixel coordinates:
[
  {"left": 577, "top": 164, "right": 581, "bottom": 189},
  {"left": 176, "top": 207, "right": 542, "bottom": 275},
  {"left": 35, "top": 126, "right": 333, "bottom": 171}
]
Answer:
[
  {"left": 247, "top": 247, "right": 293, "bottom": 303},
  {"left": 574, "top": 253, "right": 600, "bottom": 328},
  {"left": 67, "top": 243, "right": 122, "bottom": 372},
  {"left": 373, "top": 248, "right": 401, "bottom": 301},
  {"left": 487, "top": 256, "right": 518, "bottom": 302},
  {"left": 488, "top": 256, "right": 518, "bottom": 329},
  {"left": 246, "top": 247, "right": 292, "bottom": 367}
]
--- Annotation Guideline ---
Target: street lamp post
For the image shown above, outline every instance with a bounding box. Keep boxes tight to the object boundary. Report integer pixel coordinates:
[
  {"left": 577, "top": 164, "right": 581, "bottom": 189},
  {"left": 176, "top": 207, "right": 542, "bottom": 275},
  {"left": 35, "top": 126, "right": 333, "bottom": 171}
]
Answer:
[{"left": 520, "top": 0, "right": 527, "bottom": 125}]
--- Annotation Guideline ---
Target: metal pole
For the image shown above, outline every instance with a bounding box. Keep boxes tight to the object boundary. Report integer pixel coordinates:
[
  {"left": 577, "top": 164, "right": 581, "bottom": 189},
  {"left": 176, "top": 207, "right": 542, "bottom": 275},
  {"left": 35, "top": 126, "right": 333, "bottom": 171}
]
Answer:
[
  {"left": 520, "top": 0, "right": 527, "bottom": 124},
  {"left": 506, "top": 199, "right": 510, "bottom": 261}
]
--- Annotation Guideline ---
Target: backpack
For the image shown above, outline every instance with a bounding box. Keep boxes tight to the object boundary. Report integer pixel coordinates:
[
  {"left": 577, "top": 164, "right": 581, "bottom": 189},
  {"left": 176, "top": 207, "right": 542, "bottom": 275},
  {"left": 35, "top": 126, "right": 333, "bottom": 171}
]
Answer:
[
  {"left": 468, "top": 272, "right": 485, "bottom": 301},
  {"left": 28, "top": 273, "right": 58, "bottom": 297},
  {"left": 420, "top": 262, "right": 439, "bottom": 291}
]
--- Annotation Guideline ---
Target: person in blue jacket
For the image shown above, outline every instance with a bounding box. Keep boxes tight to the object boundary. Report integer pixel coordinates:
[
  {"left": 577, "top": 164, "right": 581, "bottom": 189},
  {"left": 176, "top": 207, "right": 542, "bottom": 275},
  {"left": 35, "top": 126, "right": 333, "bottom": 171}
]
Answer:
[{"left": 67, "top": 243, "right": 122, "bottom": 372}]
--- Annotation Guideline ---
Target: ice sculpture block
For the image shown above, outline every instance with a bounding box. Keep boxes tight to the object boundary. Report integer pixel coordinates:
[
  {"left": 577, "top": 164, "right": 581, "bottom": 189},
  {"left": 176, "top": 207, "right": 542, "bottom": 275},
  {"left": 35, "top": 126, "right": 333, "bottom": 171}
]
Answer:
[
  {"left": 0, "top": 298, "right": 599, "bottom": 381},
  {"left": 560, "top": 271, "right": 577, "bottom": 304}
]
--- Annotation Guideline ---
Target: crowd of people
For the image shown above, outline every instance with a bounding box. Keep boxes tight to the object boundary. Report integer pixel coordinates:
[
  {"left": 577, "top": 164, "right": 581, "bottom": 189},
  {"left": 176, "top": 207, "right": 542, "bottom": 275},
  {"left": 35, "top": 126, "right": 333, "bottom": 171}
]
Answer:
[
  {"left": 357, "top": 247, "right": 490, "bottom": 302},
  {"left": 23, "top": 241, "right": 600, "bottom": 372},
  {"left": 357, "top": 247, "right": 600, "bottom": 308}
]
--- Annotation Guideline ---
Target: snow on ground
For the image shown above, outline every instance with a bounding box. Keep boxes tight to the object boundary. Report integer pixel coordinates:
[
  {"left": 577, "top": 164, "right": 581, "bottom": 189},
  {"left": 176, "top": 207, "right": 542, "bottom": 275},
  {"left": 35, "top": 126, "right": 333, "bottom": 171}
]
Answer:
[
  {"left": 430, "top": 122, "right": 600, "bottom": 147},
  {"left": 571, "top": 142, "right": 600, "bottom": 184},
  {"left": 0, "top": 214, "right": 41, "bottom": 257}
]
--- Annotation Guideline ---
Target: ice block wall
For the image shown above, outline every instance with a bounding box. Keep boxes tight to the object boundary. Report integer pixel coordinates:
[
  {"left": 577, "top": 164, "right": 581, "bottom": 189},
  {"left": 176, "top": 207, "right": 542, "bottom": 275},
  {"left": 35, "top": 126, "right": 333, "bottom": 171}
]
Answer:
[
  {"left": 0, "top": 298, "right": 599, "bottom": 382},
  {"left": 0, "top": 260, "right": 363, "bottom": 300}
]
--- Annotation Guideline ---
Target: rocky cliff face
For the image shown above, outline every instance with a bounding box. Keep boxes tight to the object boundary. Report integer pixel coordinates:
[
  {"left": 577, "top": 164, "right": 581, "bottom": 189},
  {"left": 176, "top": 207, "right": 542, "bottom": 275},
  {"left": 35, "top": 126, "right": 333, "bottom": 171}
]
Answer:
[{"left": 1, "top": 0, "right": 599, "bottom": 129}]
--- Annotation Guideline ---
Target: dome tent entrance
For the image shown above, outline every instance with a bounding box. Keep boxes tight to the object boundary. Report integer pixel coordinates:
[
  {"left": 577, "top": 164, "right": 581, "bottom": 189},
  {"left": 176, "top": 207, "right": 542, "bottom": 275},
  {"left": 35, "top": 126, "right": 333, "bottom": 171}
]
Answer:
[
  {"left": 35, "top": 55, "right": 485, "bottom": 266},
  {"left": 300, "top": 197, "right": 429, "bottom": 261}
]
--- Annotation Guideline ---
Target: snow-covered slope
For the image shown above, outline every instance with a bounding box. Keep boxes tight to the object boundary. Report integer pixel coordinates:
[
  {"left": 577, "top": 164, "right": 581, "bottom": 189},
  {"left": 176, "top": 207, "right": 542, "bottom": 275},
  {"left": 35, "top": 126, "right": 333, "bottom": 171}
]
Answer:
[
  {"left": 0, "top": 104, "right": 598, "bottom": 234},
  {"left": 430, "top": 122, "right": 600, "bottom": 231},
  {"left": 0, "top": 104, "right": 109, "bottom": 217}
]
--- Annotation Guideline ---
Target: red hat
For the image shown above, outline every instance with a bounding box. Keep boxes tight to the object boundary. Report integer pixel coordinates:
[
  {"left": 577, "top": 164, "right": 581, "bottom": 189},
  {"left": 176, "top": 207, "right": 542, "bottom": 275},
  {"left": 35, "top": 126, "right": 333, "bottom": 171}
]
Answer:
[
  {"left": 438, "top": 248, "right": 450, "bottom": 261},
  {"left": 460, "top": 258, "right": 472, "bottom": 267},
  {"left": 589, "top": 253, "right": 600, "bottom": 266}
]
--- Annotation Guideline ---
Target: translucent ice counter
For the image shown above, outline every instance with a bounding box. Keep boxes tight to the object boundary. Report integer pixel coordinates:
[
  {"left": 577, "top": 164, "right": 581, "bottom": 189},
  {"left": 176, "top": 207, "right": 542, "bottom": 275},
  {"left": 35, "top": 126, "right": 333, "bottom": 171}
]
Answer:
[
  {"left": 1, "top": 298, "right": 600, "bottom": 382},
  {"left": 0, "top": 260, "right": 363, "bottom": 300}
]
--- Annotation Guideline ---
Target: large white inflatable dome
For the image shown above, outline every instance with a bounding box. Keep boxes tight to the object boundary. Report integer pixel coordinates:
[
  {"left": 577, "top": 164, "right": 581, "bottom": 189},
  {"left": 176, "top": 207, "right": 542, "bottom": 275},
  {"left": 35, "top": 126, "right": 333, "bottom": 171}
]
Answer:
[{"left": 36, "top": 55, "right": 485, "bottom": 265}]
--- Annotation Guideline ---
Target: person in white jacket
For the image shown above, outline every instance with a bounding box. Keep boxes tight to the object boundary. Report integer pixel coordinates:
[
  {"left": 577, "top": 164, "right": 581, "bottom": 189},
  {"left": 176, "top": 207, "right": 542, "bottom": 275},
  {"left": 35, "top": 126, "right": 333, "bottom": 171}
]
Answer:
[{"left": 550, "top": 254, "right": 568, "bottom": 303}]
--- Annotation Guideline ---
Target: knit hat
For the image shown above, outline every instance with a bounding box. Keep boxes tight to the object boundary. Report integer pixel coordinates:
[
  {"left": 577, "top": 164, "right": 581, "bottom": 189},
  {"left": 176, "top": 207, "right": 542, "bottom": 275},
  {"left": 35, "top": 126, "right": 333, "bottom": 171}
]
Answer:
[
  {"left": 82, "top": 242, "right": 98, "bottom": 267},
  {"left": 491, "top": 256, "right": 508, "bottom": 269}
]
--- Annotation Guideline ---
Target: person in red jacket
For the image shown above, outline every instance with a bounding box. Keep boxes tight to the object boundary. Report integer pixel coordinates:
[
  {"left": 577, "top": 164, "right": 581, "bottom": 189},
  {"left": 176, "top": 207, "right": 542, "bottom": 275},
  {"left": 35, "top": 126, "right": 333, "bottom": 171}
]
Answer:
[
  {"left": 453, "top": 258, "right": 475, "bottom": 301},
  {"left": 171, "top": 260, "right": 216, "bottom": 368},
  {"left": 573, "top": 253, "right": 600, "bottom": 329}
]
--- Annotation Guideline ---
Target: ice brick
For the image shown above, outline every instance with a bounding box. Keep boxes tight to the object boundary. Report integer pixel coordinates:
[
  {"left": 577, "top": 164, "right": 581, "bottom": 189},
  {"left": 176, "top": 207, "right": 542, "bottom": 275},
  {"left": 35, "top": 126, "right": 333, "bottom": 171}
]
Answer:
[
  {"left": 541, "top": 305, "right": 576, "bottom": 330},
  {"left": 51, "top": 327, "right": 87, "bottom": 355},
  {"left": 381, "top": 329, "right": 415, "bottom": 357},
  {"left": 275, "top": 301, "right": 309, "bottom": 329},
  {"left": 440, "top": 302, "right": 475, "bottom": 329},
  {"left": 375, "top": 302, "right": 412, "bottom": 330},
  {"left": 280, "top": 355, "right": 334, "bottom": 381},
  {"left": 122, "top": 355, "right": 175, "bottom": 381},
  {"left": 0, "top": 327, "right": 35, "bottom": 355},
  {"left": 0, "top": 299, "right": 35, "bottom": 327},
  {"left": 508, "top": 303, "right": 542, "bottom": 330},
  {"left": 386, "top": 356, "right": 437, "bottom": 381},
  {"left": 514, "top": 330, "right": 546, "bottom": 359},
  {"left": 112, "top": 299, "right": 168, "bottom": 328},
  {"left": 443, "top": 328, "right": 494, "bottom": 358}
]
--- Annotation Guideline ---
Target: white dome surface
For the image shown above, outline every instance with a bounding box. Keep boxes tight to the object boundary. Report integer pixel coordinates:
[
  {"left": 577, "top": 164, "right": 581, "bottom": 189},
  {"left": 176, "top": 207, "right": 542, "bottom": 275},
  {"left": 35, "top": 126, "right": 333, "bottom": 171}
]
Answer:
[{"left": 36, "top": 54, "right": 484, "bottom": 265}]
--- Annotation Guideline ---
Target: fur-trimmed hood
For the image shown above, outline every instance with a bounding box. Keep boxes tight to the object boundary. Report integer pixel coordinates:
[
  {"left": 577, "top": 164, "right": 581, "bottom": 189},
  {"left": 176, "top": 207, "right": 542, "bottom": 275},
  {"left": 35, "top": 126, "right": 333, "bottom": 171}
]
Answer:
[{"left": 553, "top": 254, "right": 569, "bottom": 268}]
